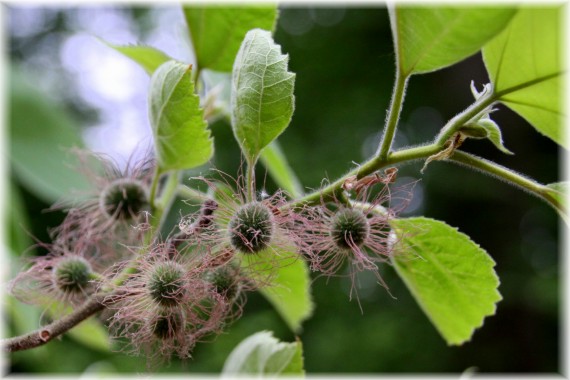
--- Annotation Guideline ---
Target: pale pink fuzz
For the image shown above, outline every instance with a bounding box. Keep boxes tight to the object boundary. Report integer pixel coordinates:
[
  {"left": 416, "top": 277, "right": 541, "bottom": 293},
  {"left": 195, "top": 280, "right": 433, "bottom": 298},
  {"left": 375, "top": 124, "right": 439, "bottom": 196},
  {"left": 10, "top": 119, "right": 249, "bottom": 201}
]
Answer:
[
  {"left": 105, "top": 242, "right": 237, "bottom": 363},
  {"left": 179, "top": 174, "right": 312, "bottom": 285},
  {"left": 50, "top": 149, "right": 154, "bottom": 265},
  {"left": 8, "top": 236, "right": 105, "bottom": 317},
  {"left": 300, "top": 180, "right": 412, "bottom": 301}
]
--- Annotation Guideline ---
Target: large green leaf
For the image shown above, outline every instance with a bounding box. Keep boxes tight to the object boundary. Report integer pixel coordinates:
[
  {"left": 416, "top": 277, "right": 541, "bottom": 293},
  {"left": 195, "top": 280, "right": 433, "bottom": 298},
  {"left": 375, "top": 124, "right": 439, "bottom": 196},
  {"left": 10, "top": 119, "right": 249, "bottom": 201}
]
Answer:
[
  {"left": 243, "top": 248, "right": 313, "bottom": 333},
  {"left": 183, "top": 5, "right": 278, "bottom": 72},
  {"left": 9, "top": 68, "right": 91, "bottom": 203},
  {"left": 149, "top": 60, "right": 214, "bottom": 171},
  {"left": 221, "top": 331, "right": 304, "bottom": 376},
  {"left": 391, "top": 6, "right": 516, "bottom": 76},
  {"left": 259, "top": 141, "right": 303, "bottom": 197},
  {"left": 103, "top": 41, "right": 172, "bottom": 75},
  {"left": 391, "top": 217, "right": 502, "bottom": 345},
  {"left": 231, "top": 29, "right": 296, "bottom": 164},
  {"left": 483, "top": 7, "right": 565, "bottom": 147}
]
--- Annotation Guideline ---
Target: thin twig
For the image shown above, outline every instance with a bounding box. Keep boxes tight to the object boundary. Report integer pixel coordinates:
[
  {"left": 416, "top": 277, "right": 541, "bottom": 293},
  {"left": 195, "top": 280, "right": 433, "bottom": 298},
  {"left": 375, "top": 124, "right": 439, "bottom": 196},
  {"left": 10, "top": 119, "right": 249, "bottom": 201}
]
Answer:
[{"left": 2, "top": 294, "right": 106, "bottom": 352}]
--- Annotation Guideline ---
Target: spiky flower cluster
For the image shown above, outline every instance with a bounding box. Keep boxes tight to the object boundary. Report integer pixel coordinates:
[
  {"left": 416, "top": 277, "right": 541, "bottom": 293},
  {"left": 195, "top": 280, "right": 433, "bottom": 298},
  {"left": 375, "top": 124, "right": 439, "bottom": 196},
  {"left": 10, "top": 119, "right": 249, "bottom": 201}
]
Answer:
[{"left": 8, "top": 152, "right": 409, "bottom": 363}]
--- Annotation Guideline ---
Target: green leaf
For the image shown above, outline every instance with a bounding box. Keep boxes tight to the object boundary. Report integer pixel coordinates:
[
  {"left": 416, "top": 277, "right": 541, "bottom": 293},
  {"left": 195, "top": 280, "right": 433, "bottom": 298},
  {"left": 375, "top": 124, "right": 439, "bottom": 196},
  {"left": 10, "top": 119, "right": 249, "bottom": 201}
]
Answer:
[
  {"left": 391, "top": 217, "right": 502, "bottom": 346},
  {"left": 149, "top": 60, "right": 214, "bottom": 171},
  {"left": 243, "top": 249, "right": 313, "bottom": 333},
  {"left": 483, "top": 7, "right": 565, "bottom": 147},
  {"left": 103, "top": 41, "right": 172, "bottom": 75},
  {"left": 461, "top": 119, "right": 514, "bottom": 155},
  {"left": 221, "top": 331, "right": 304, "bottom": 376},
  {"left": 391, "top": 6, "right": 516, "bottom": 76},
  {"left": 67, "top": 317, "right": 110, "bottom": 352},
  {"left": 545, "top": 182, "right": 568, "bottom": 223},
  {"left": 231, "top": 29, "right": 296, "bottom": 164},
  {"left": 9, "top": 68, "right": 91, "bottom": 203},
  {"left": 183, "top": 5, "right": 278, "bottom": 72},
  {"left": 259, "top": 141, "right": 304, "bottom": 197}
]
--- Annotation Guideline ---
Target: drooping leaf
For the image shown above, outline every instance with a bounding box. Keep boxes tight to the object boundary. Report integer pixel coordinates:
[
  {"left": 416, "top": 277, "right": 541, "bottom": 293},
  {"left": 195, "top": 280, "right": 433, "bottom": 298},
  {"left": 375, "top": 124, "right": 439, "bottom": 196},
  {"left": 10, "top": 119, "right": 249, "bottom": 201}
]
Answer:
[
  {"left": 102, "top": 41, "right": 172, "bottom": 75},
  {"left": 221, "top": 331, "right": 304, "bottom": 376},
  {"left": 9, "top": 68, "right": 91, "bottom": 203},
  {"left": 260, "top": 141, "right": 304, "bottom": 197},
  {"left": 231, "top": 29, "right": 296, "bottom": 164},
  {"left": 149, "top": 60, "right": 213, "bottom": 171},
  {"left": 391, "top": 6, "right": 516, "bottom": 76},
  {"left": 483, "top": 7, "right": 565, "bottom": 147},
  {"left": 183, "top": 5, "right": 278, "bottom": 72},
  {"left": 391, "top": 217, "right": 502, "bottom": 346},
  {"left": 243, "top": 248, "right": 313, "bottom": 333}
]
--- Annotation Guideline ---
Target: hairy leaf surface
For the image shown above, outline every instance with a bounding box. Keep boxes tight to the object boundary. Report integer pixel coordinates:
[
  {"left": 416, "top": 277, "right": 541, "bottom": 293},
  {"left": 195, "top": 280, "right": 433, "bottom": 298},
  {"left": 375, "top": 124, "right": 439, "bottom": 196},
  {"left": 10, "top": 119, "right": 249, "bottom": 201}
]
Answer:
[
  {"left": 392, "top": 217, "right": 502, "bottom": 345},
  {"left": 483, "top": 7, "right": 565, "bottom": 147},
  {"left": 149, "top": 61, "right": 213, "bottom": 171},
  {"left": 231, "top": 29, "right": 295, "bottom": 163}
]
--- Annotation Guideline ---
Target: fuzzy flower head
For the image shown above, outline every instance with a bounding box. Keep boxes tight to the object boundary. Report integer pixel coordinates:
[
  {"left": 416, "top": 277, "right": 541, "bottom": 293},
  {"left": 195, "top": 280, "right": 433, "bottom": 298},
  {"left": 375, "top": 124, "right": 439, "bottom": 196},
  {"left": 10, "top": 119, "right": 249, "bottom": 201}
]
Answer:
[
  {"left": 106, "top": 242, "right": 238, "bottom": 363},
  {"left": 180, "top": 174, "right": 311, "bottom": 281},
  {"left": 8, "top": 236, "right": 105, "bottom": 316},
  {"left": 51, "top": 150, "right": 154, "bottom": 263},
  {"left": 302, "top": 173, "right": 412, "bottom": 300}
]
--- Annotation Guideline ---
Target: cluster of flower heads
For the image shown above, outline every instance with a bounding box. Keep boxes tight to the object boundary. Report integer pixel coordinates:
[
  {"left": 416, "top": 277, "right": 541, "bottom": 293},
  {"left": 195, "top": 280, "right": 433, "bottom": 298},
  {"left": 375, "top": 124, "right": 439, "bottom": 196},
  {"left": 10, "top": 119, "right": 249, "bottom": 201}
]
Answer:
[{"left": 8, "top": 152, "right": 410, "bottom": 363}]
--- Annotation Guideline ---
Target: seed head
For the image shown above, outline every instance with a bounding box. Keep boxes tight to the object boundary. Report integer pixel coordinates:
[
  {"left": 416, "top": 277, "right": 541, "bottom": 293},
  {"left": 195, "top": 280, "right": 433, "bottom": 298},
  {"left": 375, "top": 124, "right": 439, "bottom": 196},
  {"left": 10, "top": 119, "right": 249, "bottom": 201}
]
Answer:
[
  {"left": 330, "top": 208, "right": 370, "bottom": 249},
  {"left": 100, "top": 178, "right": 149, "bottom": 220},
  {"left": 228, "top": 202, "right": 275, "bottom": 254},
  {"left": 53, "top": 257, "right": 93, "bottom": 294},
  {"left": 148, "top": 262, "right": 187, "bottom": 307}
]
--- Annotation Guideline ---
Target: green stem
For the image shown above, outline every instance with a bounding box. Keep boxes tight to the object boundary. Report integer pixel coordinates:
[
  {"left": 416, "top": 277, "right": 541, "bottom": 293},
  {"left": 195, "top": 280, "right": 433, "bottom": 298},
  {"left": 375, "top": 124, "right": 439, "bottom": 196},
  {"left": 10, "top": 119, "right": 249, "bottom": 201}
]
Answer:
[
  {"left": 246, "top": 157, "right": 256, "bottom": 202},
  {"left": 449, "top": 151, "right": 565, "bottom": 214},
  {"left": 377, "top": 70, "right": 409, "bottom": 160},
  {"left": 294, "top": 144, "right": 562, "bottom": 216},
  {"left": 295, "top": 144, "right": 441, "bottom": 206},
  {"left": 177, "top": 185, "right": 210, "bottom": 203},
  {"left": 435, "top": 91, "right": 496, "bottom": 147},
  {"left": 149, "top": 167, "right": 163, "bottom": 212}
]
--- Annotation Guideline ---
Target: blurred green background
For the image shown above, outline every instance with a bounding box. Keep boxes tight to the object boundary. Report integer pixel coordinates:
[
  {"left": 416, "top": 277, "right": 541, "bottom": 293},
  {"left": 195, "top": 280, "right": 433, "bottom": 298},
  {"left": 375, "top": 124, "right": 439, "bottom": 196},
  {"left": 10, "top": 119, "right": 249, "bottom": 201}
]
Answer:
[{"left": 5, "top": 5, "right": 561, "bottom": 374}]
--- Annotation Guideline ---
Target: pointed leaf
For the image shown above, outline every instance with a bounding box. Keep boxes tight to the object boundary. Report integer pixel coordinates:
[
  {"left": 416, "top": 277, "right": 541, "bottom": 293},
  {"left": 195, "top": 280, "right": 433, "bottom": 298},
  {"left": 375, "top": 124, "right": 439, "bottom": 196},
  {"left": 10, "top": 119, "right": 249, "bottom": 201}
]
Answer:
[
  {"left": 391, "top": 217, "right": 502, "bottom": 346},
  {"left": 259, "top": 141, "right": 304, "bottom": 197},
  {"left": 478, "top": 119, "right": 514, "bottom": 154},
  {"left": 243, "top": 248, "right": 313, "bottom": 333},
  {"left": 391, "top": 6, "right": 516, "bottom": 75},
  {"left": 483, "top": 7, "right": 565, "bottom": 147},
  {"left": 103, "top": 41, "right": 172, "bottom": 75},
  {"left": 221, "top": 331, "right": 304, "bottom": 376},
  {"left": 231, "top": 29, "right": 296, "bottom": 163},
  {"left": 149, "top": 60, "right": 213, "bottom": 171},
  {"left": 183, "top": 5, "right": 278, "bottom": 72}
]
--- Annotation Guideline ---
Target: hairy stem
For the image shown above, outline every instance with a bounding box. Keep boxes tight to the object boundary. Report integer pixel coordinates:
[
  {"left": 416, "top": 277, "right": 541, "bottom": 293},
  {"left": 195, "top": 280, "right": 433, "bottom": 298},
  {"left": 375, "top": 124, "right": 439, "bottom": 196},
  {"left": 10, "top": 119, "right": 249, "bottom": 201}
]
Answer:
[
  {"left": 377, "top": 70, "right": 409, "bottom": 160},
  {"left": 246, "top": 158, "right": 256, "bottom": 202},
  {"left": 149, "top": 167, "right": 163, "bottom": 212},
  {"left": 294, "top": 143, "right": 561, "bottom": 216},
  {"left": 177, "top": 184, "right": 210, "bottom": 203},
  {"left": 435, "top": 90, "right": 495, "bottom": 146},
  {"left": 2, "top": 295, "right": 106, "bottom": 352},
  {"left": 449, "top": 151, "right": 565, "bottom": 213}
]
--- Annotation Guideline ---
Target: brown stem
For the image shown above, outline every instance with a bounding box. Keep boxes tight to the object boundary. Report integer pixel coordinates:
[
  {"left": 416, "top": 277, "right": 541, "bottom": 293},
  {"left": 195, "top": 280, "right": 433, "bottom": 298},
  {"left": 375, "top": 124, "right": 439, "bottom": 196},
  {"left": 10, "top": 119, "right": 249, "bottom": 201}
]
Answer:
[{"left": 2, "top": 294, "right": 106, "bottom": 352}]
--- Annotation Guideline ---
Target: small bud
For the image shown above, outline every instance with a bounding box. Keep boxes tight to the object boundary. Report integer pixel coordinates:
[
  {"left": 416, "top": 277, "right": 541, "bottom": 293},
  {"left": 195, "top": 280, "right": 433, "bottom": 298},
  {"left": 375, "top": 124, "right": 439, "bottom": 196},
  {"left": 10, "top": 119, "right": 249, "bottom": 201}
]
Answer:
[
  {"left": 148, "top": 262, "right": 187, "bottom": 307},
  {"left": 330, "top": 208, "right": 371, "bottom": 249},
  {"left": 228, "top": 202, "right": 275, "bottom": 254},
  {"left": 53, "top": 257, "right": 93, "bottom": 294},
  {"left": 99, "top": 178, "right": 149, "bottom": 220}
]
